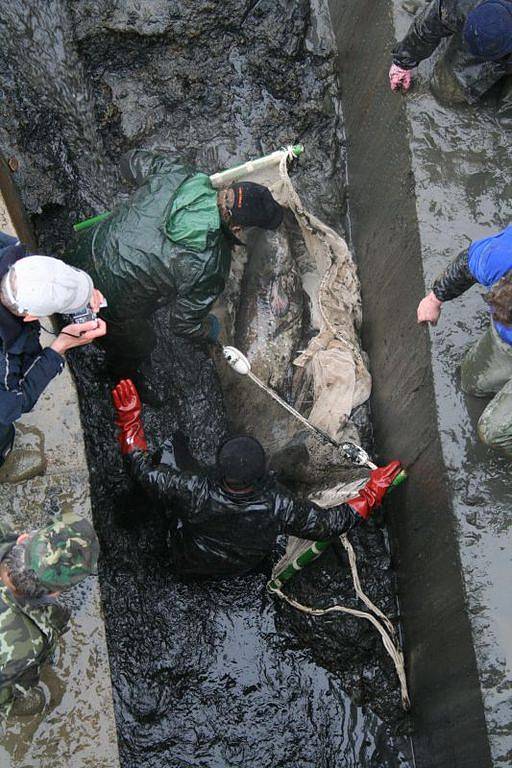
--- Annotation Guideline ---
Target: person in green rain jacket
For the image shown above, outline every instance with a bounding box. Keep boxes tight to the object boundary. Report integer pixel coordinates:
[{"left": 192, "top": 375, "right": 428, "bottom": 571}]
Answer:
[
  {"left": 0, "top": 515, "right": 99, "bottom": 717},
  {"left": 64, "top": 150, "right": 283, "bottom": 397}
]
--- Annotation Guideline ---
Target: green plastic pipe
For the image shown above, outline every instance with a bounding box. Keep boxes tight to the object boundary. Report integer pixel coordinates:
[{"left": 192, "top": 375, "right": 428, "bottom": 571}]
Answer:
[
  {"left": 268, "top": 470, "right": 407, "bottom": 591},
  {"left": 73, "top": 211, "right": 111, "bottom": 232}
]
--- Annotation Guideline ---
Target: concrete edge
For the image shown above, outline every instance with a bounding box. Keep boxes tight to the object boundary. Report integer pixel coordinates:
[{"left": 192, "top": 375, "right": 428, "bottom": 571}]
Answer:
[{"left": 327, "top": 2, "right": 492, "bottom": 767}]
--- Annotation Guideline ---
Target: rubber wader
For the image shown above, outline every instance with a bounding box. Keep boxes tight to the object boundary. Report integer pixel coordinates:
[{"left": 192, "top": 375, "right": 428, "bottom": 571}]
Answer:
[{"left": 461, "top": 321, "right": 512, "bottom": 457}]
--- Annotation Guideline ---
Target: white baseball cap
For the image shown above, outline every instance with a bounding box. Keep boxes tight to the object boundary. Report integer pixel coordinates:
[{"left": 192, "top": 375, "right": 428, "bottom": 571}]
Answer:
[{"left": 3, "top": 256, "right": 93, "bottom": 316}]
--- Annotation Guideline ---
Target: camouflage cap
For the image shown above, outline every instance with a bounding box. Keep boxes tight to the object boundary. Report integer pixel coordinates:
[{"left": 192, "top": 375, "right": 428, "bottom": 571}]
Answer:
[{"left": 23, "top": 513, "right": 99, "bottom": 591}]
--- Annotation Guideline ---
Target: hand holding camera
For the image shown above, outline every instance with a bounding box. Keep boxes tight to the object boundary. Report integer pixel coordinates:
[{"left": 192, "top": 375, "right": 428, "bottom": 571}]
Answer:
[
  {"left": 51, "top": 318, "right": 107, "bottom": 356},
  {"left": 52, "top": 288, "right": 107, "bottom": 355}
]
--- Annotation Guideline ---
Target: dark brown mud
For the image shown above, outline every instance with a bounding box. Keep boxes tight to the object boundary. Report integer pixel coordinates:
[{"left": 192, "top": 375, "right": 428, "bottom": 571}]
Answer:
[{"left": 0, "top": 1, "right": 413, "bottom": 766}]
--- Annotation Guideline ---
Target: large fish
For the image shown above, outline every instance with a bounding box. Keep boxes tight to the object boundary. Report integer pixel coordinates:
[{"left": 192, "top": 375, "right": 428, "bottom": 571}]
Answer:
[
  {"left": 235, "top": 227, "right": 304, "bottom": 393},
  {"left": 213, "top": 227, "right": 304, "bottom": 454}
]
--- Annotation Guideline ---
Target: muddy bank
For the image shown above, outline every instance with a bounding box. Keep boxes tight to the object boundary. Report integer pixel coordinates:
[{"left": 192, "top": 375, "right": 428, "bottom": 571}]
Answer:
[
  {"left": 0, "top": 198, "right": 119, "bottom": 767},
  {"left": 0, "top": 1, "right": 412, "bottom": 765}
]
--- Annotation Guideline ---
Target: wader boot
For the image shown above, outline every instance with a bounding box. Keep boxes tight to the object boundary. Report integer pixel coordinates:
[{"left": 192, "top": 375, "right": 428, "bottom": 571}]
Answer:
[
  {"left": 10, "top": 686, "right": 46, "bottom": 716},
  {"left": 401, "top": 0, "right": 425, "bottom": 15},
  {"left": 461, "top": 322, "right": 512, "bottom": 458},
  {"left": 0, "top": 424, "right": 15, "bottom": 470},
  {"left": 496, "top": 76, "right": 512, "bottom": 128},
  {"left": 430, "top": 32, "right": 507, "bottom": 106}
]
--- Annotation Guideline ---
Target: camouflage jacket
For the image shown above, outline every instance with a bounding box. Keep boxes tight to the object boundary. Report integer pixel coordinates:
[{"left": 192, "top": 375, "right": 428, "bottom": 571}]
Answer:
[{"left": 0, "top": 523, "right": 70, "bottom": 707}]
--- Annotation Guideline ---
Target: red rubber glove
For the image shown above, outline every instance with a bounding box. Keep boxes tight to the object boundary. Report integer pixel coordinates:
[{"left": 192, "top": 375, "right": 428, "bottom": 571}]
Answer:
[
  {"left": 112, "top": 379, "right": 148, "bottom": 455},
  {"left": 347, "top": 461, "right": 402, "bottom": 520},
  {"left": 389, "top": 63, "right": 413, "bottom": 93}
]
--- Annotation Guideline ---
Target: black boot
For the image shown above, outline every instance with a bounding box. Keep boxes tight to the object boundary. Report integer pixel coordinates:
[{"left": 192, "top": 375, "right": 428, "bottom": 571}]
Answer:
[
  {"left": 0, "top": 424, "right": 15, "bottom": 469},
  {"left": 401, "top": 0, "right": 424, "bottom": 14},
  {"left": 496, "top": 76, "right": 512, "bottom": 128}
]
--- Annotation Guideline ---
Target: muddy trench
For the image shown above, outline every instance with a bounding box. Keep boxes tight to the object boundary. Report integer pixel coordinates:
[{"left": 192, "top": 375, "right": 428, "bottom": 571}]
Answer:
[{"left": 0, "top": 2, "right": 413, "bottom": 766}]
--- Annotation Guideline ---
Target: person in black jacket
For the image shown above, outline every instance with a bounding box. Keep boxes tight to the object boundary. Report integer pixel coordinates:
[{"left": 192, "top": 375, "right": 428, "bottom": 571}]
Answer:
[
  {"left": 111, "top": 379, "right": 402, "bottom": 576},
  {"left": 389, "top": 0, "right": 512, "bottom": 124},
  {"left": 0, "top": 233, "right": 106, "bottom": 469}
]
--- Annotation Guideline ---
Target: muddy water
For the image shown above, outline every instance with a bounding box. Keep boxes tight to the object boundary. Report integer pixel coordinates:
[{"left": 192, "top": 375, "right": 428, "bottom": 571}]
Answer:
[{"left": 0, "top": 1, "right": 412, "bottom": 765}]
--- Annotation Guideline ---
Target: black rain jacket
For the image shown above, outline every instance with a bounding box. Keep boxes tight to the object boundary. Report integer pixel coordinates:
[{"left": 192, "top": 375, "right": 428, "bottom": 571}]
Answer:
[
  {"left": 126, "top": 444, "right": 360, "bottom": 576},
  {"left": 432, "top": 249, "right": 476, "bottom": 301}
]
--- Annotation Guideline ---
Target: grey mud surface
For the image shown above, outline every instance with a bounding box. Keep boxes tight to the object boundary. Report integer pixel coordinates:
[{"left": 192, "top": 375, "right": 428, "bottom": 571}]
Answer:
[
  {"left": 330, "top": 1, "right": 511, "bottom": 766},
  {"left": 1, "top": 2, "right": 413, "bottom": 766},
  {"left": 393, "top": 5, "right": 512, "bottom": 765}
]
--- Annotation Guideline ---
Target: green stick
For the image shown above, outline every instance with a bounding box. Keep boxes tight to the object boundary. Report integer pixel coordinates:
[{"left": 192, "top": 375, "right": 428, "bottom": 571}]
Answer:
[
  {"left": 73, "top": 211, "right": 111, "bottom": 232},
  {"left": 268, "top": 470, "right": 407, "bottom": 591}
]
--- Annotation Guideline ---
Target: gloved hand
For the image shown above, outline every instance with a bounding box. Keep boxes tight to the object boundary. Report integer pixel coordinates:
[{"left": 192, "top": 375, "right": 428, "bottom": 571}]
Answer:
[
  {"left": 112, "top": 379, "right": 148, "bottom": 455},
  {"left": 203, "top": 314, "right": 221, "bottom": 344},
  {"left": 347, "top": 461, "right": 402, "bottom": 520},
  {"left": 389, "top": 64, "right": 413, "bottom": 93}
]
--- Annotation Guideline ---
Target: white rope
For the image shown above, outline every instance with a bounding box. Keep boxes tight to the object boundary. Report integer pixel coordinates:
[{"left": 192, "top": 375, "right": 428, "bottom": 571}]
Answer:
[
  {"left": 340, "top": 534, "right": 396, "bottom": 637},
  {"left": 246, "top": 370, "right": 337, "bottom": 446},
  {"left": 269, "top": 551, "right": 410, "bottom": 710}
]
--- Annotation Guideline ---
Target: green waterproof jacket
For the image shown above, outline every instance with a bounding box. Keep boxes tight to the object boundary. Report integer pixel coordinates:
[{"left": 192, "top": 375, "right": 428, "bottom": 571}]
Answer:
[
  {"left": 0, "top": 524, "right": 69, "bottom": 707},
  {"left": 65, "top": 150, "right": 233, "bottom": 337}
]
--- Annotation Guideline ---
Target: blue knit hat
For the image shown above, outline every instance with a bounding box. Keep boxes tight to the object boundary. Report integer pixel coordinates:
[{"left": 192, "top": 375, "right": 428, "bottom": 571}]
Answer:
[{"left": 464, "top": 1, "right": 512, "bottom": 61}]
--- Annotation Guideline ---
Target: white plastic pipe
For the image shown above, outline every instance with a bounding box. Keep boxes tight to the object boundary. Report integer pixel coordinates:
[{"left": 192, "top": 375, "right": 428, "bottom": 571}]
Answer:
[{"left": 209, "top": 144, "right": 304, "bottom": 189}]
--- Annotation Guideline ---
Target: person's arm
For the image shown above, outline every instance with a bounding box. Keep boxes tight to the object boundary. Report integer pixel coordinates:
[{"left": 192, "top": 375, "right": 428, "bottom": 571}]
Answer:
[
  {"left": 392, "top": 0, "right": 455, "bottom": 69},
  {"left": 0, "top": 608, "right": 47, "bottom": 703},
  {"left": 112, "top": 380, "right": 210, "bottom": 513},
  {"left": 275, "top": 462, "right": 403, "bottom": 540},
  {"left": 0, "top": 320, "right": 106, "bottom": 426},
  {"left": 172, "top": 286, "right": 224, "bottom": 339},
  {"left": 417, "top": 250, "right": 476, "bottom": 324},
  {"left": 0, "top": 344, "right": 64, "bottom": 426},
  {"left": 171, "top": 252, "right": 227, "bottom": 339},
  {"left": 276, "top": 493, "right": 360, "bottom": 541},
  {"left": 125, "top": 450, "right": 208, "bottom": 513},
  {"left": 119, "top": 150, "right": 194, "bottom": 188},
  {"left": 432, "top": 249, "right": 476, "bottom": 301}
]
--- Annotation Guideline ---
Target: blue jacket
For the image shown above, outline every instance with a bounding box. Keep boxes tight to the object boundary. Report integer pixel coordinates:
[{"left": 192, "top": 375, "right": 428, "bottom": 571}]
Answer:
[
  {"left": 468, "top": 225, "right": 512, "bottom": 344},
  {"left": 0, "top": 245, "right": 64, "bottom": 428}
]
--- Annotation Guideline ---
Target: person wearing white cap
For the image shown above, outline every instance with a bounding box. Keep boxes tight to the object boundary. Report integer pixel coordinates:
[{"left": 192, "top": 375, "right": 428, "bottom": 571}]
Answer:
[{"left": 0, "top": 234, "right": 106, "bottom": 469}]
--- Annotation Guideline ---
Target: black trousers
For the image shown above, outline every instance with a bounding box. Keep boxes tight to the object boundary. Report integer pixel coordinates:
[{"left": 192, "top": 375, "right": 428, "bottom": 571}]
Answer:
[{"left": 0, "top": 424, "right": 15, "bottom": 468}]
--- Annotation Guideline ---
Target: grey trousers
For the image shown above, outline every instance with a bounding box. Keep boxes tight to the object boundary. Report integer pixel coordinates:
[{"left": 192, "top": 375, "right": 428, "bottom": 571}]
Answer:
[{"left": 461, "top": 322, "right": 512, "bottom": 458}]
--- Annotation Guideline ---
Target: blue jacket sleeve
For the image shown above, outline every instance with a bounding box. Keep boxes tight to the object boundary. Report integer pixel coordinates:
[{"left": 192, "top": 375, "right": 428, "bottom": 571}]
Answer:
[
  {"left": 0, "top": 347, "right": 64, "bottom": 427},
  {"left": 467, "top": 225, "right": 512, "bottom": 287}
]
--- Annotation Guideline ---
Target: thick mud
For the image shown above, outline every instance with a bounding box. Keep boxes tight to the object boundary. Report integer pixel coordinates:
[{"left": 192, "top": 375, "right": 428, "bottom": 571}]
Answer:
[{"left": 0, "top": 1, "right": 412, "bottom": 766}]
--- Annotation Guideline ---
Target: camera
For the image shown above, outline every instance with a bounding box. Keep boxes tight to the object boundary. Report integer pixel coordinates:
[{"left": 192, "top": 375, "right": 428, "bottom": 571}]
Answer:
[{"left": 61, "top": 306, "right": 97, "bottom": 326}]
